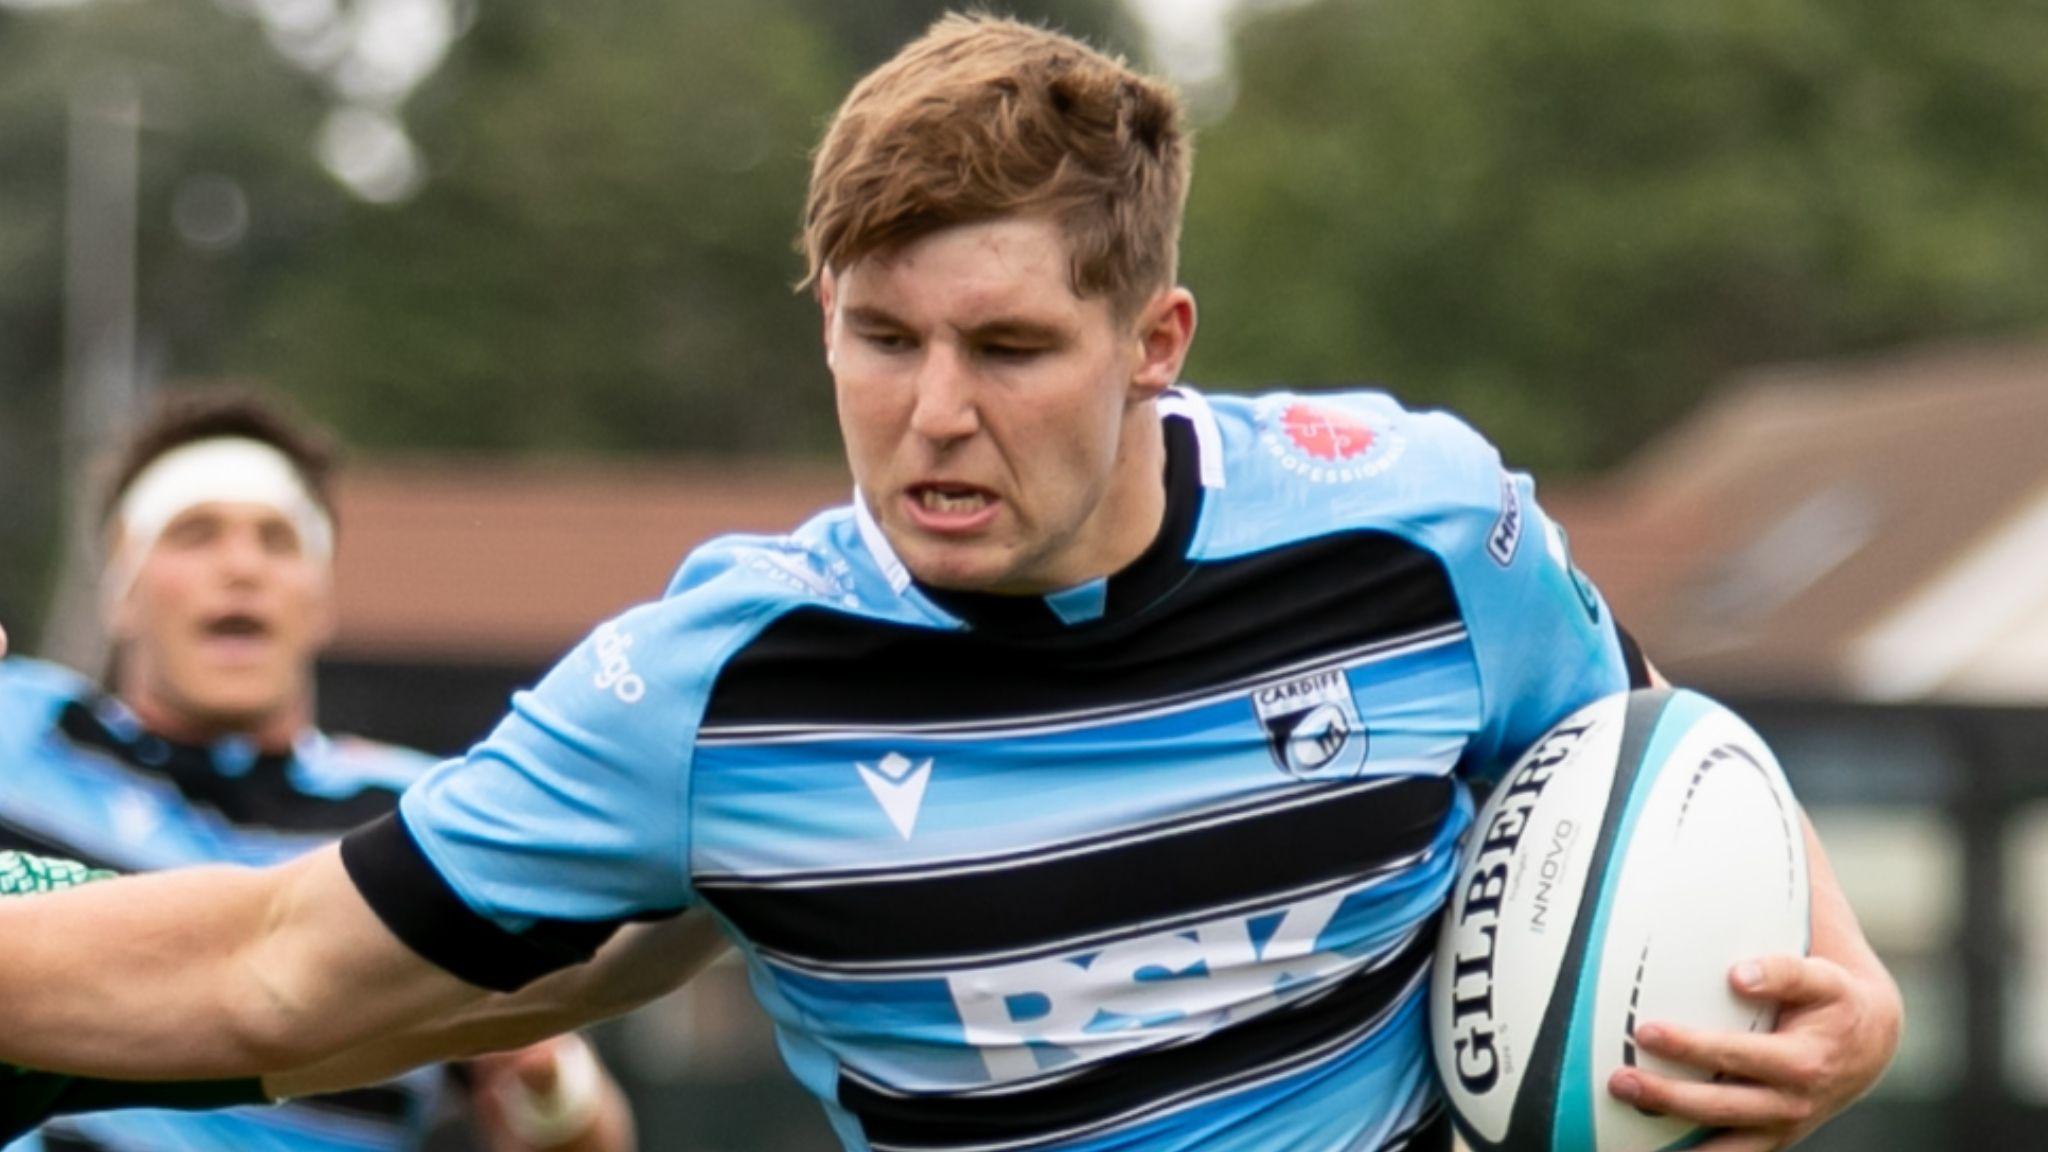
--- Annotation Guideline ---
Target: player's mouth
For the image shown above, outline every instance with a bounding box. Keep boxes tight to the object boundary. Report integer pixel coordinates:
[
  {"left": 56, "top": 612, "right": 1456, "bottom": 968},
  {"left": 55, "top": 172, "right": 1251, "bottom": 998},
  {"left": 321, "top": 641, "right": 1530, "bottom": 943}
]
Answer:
[
  {"left": 196, "top": 611, "right": 275, "bottom": 660},
  {"left": 903, "top": 483, "right": 1000, "bottom": 533}
]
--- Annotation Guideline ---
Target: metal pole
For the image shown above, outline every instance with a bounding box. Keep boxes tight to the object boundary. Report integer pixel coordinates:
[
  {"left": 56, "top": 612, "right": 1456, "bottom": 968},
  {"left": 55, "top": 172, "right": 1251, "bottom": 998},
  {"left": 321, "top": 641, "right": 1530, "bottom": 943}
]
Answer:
[{"left": 42, "top": 72, "right": 141, "bottom": 672}]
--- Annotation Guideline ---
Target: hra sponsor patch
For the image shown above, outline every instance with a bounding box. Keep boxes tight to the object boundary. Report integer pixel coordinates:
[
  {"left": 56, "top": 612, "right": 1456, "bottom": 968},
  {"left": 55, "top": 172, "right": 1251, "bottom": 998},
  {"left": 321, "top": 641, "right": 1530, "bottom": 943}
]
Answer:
[{"left": 1488, "top": 473, "right": 1524, "bottom": 567}]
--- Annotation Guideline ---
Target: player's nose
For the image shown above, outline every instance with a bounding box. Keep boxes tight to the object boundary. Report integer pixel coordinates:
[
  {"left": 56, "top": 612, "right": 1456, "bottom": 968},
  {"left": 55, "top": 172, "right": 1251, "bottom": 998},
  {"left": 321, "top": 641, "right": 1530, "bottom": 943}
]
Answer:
[{"left": 907, "top": 347, "right": 981, "bottom": 444}]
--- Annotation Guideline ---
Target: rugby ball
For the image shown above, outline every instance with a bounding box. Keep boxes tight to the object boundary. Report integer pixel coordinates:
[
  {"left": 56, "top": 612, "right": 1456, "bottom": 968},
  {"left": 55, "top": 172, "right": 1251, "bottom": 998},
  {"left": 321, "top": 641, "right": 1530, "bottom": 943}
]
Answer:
[{"left": 1430, "top": 689, "right": 1809, "bottom": 1152}]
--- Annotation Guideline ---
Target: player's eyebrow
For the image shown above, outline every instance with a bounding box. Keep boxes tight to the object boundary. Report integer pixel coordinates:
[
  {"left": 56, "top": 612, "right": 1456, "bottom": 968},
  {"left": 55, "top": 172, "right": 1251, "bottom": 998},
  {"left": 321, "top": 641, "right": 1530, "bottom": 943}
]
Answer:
[
  {"left": 841, "top": 305, "right": 1070, "bottom": 345},
  {"left": 963, "top": 317, "right": 1067, "bottom": 345},
  {"left": 841, "top": 305, "right": 907, "bottom": 329}
]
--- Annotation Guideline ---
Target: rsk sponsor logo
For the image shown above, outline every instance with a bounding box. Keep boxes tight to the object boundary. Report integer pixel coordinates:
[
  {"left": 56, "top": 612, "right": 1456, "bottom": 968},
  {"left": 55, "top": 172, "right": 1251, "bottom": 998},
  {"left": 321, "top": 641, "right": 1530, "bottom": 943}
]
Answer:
[
  {"left": 592, "top": 621, "right": 647, "bottom": 704},
  {"left": 948, "top": 891, "right": 1350, "bottom": 1081}
]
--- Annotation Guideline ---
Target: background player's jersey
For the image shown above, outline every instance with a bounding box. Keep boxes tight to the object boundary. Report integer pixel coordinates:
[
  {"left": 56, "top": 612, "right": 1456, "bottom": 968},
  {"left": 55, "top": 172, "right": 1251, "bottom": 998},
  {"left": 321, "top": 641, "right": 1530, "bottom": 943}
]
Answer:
[
  {"left": 347, "top": 388, "right": 1635, "bottom": 1152},
  {"left": 0, "top": 659, "right": 449, "bottom": 1152}
]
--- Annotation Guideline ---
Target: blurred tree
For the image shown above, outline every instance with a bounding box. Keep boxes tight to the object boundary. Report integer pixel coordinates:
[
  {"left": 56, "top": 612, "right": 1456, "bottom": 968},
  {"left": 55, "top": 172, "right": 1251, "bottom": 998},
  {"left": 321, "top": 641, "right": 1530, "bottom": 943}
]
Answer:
[
  {"left": 0, "top": 2, "right": 336, "bottom": 641},
  {"left": 0, "top": 0, "right": 1128, "bottom": 641},
  {"left": 225, "top": 1, "right": 851, "bottom": 455},
  {"left": 1183, "top": 0, "right": 2048, "bottom": 470}
]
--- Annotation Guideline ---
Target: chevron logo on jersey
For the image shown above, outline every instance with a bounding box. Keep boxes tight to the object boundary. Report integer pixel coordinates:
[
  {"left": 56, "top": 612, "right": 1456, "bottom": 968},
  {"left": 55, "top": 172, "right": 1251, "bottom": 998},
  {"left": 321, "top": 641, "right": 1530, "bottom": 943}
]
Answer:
[{"left": 857, "top": 753, "right": 934, "bottom": 839}]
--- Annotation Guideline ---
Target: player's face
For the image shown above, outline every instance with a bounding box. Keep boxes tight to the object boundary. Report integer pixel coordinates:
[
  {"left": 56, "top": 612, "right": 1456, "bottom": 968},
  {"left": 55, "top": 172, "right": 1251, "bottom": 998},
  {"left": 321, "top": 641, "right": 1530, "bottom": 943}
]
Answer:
[
  {"left": 108, "top": 501, "right": 335, "bottom": 738},
  {"left": 825, "top": 216, "right": 1194, "bottom": 594}
]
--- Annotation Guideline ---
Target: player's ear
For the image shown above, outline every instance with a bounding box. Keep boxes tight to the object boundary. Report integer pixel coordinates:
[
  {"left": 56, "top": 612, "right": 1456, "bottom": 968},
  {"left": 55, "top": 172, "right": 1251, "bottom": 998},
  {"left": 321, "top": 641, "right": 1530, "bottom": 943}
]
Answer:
[
  {"left": 818, "top": 269, "right": 839, "bottom": 370},
  {"left": 1130, "top": 286, "right": 1196, "bottom": 399}
]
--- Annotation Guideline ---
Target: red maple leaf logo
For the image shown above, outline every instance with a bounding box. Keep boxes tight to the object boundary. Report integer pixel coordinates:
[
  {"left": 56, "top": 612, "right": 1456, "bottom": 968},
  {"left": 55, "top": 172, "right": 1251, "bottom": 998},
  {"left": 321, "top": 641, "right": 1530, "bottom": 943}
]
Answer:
[{"left": 1282, "top": 404, "right": 1376, "bottom": 461}]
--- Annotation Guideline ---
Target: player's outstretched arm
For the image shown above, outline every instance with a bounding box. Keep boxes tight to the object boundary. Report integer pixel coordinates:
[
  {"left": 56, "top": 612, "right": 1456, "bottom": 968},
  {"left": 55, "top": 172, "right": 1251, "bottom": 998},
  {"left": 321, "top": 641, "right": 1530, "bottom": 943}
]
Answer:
[
  {"left": 0, "top": 843, "right": 490, "bottom": 1080},
  {"left": 263, "top": 908, "right": 729, "bottom": 1099},
  {"left": 1607, "top": 811, "right": 1903, "bottom": 1150}
]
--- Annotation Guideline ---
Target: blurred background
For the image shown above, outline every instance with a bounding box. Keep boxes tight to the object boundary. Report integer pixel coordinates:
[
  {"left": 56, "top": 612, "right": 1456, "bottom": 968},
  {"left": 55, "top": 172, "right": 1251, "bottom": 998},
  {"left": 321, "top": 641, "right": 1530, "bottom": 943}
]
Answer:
[{"left": 5, "top": 0, "right": 2048, "bottom": 1147}]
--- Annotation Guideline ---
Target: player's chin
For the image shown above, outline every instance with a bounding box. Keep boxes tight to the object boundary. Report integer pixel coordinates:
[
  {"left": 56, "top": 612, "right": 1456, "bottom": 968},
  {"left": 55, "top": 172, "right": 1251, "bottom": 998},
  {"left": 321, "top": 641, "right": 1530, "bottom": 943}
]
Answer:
[{"left": 897, "top": 539, "right": 1028, "bottom": 594}]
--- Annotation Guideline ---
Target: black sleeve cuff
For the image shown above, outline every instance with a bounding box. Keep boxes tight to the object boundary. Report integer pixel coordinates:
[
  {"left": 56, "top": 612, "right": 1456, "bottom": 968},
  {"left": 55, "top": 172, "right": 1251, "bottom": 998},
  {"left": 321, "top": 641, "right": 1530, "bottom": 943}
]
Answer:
[
  {"left": 56, "top": 1075, "right": 271, "bottom": 1115},
  {"left": 339, "top": 814, "right": 623, "bottom": 993},
  {"left": 1617, "top": 623, "right": 1654, "bottom": 690}
]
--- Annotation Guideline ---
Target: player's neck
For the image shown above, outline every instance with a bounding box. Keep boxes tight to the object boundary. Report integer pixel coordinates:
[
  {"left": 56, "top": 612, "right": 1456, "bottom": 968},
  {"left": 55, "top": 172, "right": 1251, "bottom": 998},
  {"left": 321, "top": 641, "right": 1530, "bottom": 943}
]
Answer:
[
  {"left": 1053, "top": 407, "right": 1170, "bottom": 592},
  {"left": 119, "top": 687, "right": 310, "bottom": 755}
]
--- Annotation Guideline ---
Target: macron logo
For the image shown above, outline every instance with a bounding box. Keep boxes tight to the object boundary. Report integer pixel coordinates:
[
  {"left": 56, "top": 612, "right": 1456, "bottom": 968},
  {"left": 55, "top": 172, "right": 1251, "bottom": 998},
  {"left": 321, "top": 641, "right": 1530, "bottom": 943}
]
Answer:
[{"left": 857, "top": 752, "right": 933, "bottom": 840}]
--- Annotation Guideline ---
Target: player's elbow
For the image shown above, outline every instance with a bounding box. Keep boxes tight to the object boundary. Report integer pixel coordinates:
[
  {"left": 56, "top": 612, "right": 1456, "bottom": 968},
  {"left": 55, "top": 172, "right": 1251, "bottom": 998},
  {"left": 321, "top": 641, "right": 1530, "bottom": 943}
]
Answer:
[{"left": 221, "top": 954, "right": 348, "bottom": 1073}]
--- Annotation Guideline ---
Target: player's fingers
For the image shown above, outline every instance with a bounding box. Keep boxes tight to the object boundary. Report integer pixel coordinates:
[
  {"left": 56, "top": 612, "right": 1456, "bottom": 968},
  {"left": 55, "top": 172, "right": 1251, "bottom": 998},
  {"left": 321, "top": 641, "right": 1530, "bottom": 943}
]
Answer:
[
  {"left": 1634, "top": 1022, "right": 1826, "bottom": 1089},
  {"left": 1610, "top": 1069, "right": 1814, "bottom": 1130},
  {"left": 511, "top": 1043, "right": 565, "bottom": 1094},
  {"left": 1, "top": 622, "right": 9, "bottom": 658},
  {"left": 1731, "top": 954, "right": 1849, "bottom": 1007}
]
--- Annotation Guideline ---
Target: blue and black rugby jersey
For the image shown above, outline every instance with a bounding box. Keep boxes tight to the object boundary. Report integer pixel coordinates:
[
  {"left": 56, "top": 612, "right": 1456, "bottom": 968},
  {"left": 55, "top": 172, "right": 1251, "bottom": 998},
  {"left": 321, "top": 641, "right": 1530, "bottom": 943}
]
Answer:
[
  {"left": 0, "top": 659, "right": 449, "bottom": 1152},
  {"left": 344, "top": 387, "right": 1636, "bottom": 1152}
]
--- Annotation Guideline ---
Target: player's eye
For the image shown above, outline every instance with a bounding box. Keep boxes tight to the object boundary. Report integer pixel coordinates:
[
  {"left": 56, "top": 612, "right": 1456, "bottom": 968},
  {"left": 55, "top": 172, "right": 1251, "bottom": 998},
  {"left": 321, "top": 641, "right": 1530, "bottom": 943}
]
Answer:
[
  {"left": 258, "top": 520, "right": 304, "bottom": 557},
  {"left": 160, "top": 516, "right": 220, "bottom": 549},
  {"left": 857, "top": 329, "right": 914, "bottom": 352}
]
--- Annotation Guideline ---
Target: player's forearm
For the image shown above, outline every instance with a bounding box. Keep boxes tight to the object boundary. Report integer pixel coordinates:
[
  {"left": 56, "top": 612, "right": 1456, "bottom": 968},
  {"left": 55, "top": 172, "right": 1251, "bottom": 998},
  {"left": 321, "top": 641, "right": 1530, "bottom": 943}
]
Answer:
[
  {"left": 0, "top": 847, "right": 484, "bottom": 1079},
  {"left": 267, "top": 912, "right": 728, "bottom": 1098},
  {"left": 263, "top": 991, "right": 575, "bottom": 1097},
  {"left": 1802, "top": 814, "right": 1903, "bottom": 1029},
  {"left": 0, "top": 862, "right": 298, "bottom": 1076}
]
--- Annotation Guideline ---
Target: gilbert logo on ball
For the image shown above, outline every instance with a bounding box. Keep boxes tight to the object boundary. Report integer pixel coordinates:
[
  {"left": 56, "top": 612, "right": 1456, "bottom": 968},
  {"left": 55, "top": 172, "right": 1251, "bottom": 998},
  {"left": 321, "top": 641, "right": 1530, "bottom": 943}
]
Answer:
[{"left": 1430, "top": 689, "right": 1809, "bottom": 1152}]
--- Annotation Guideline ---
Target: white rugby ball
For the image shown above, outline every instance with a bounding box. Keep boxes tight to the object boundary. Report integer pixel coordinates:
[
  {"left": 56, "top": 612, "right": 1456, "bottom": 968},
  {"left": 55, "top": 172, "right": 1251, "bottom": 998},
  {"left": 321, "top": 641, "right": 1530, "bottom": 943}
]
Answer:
[{"left": 1429, "top": 689, "right": 1809, "bottom": 1152}]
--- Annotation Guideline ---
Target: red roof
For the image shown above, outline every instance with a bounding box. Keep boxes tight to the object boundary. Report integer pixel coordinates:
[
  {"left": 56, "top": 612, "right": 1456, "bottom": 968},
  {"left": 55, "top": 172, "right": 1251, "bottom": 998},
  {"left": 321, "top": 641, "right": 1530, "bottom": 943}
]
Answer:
[
  {"left": 330, "top": 457, "right": 849, "bottom": 663},
  {"left": 1556, "top": 342, "right": 2048, "bottom": 695}
]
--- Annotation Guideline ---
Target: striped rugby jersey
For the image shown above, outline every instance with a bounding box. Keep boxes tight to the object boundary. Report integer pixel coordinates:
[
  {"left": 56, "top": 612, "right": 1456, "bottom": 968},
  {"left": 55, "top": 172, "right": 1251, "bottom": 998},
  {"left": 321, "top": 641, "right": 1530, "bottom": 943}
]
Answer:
[
  {"left": 344, "top": 387, "right": 1635, "bottom": 1152},
  {"left": 0, "top": 659, "right": 449, "bottom": 1152}
]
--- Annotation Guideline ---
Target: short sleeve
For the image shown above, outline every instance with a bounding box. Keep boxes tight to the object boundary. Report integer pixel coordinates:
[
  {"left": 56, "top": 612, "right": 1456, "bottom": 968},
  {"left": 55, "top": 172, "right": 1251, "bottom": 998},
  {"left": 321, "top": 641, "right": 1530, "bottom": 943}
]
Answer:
[
  {"left": 1411, "top": 415, "right": 1634, "bottom": 781},
  {"left": 342, "top": 586, "right": 767, "bottom": 990}
]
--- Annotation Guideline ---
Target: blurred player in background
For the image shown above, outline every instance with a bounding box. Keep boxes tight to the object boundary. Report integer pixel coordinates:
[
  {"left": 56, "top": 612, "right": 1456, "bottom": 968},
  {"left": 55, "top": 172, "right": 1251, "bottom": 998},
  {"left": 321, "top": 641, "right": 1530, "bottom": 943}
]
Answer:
[
  {"left": 0, "top": 390, "right": 635, "bottom": 1152},
  {"left": 0, "top": 15, "right": 1897, "bottom": 1152}
]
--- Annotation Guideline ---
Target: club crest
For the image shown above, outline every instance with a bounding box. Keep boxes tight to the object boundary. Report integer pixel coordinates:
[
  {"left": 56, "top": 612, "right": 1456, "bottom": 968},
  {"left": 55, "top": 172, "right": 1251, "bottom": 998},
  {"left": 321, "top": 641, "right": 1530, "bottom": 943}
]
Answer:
[{"left": 1253, "top": 669, "right": 1369, "bottom": 779}]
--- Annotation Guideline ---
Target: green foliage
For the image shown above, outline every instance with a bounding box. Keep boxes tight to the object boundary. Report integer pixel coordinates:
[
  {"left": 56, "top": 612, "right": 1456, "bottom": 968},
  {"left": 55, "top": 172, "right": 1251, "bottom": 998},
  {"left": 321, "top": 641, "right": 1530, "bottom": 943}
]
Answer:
[
  {"left": 6, "top": 0, "right": 2048, "bottom": 639},
  {"left": 235, "top": 0, "right": 1139, "bottom": 456},
  {"left": 1184, "top": 0, "right": 2048, "bottom": 469},
  {"left": 230, "top": 1, "right": 850, "bottom": 455},
  {"left": 0, "top": 0, "right": 1128, "bottom": 638}
]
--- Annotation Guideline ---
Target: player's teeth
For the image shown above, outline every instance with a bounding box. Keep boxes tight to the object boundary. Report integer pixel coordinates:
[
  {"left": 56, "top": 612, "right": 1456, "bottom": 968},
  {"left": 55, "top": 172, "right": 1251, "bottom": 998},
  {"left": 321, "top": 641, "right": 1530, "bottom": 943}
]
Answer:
[{"left": 921, "top": 490, "right": 986, "bottom": 512}]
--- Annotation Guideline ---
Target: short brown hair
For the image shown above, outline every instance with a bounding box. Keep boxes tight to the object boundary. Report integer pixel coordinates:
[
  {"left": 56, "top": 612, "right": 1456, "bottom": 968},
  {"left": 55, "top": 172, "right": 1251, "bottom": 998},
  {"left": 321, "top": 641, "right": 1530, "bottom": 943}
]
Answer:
[
  {"left": 101, "top": 387, "right": 340, "bottom": 528},
  {"left": 802, "top": 13, "right": 1191, "bottom": 318}
]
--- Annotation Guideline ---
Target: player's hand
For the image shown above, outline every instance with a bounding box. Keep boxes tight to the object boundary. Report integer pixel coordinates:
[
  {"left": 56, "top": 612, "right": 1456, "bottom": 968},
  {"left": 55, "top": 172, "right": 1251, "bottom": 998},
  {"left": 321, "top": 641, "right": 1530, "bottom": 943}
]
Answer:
[
  {"left": 1606, "top": 952, "right": 1903, "bottom": 1150},
  {"left": 1, "top": 621, "right": 9, "bottom": 658},
  {"left": 468, "top": 1034, "right": 633, "bottom": 1152}
]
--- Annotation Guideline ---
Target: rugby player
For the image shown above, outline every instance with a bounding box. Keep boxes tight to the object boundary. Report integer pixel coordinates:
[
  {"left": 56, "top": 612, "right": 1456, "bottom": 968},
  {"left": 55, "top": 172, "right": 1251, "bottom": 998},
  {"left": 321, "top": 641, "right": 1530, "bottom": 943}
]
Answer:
[
  {"left": 0, "top": 392, "right": 634, "bottom": 1152},
  {"left": 0, "top": 15, "right": 1898, "bottom": 1152}
]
